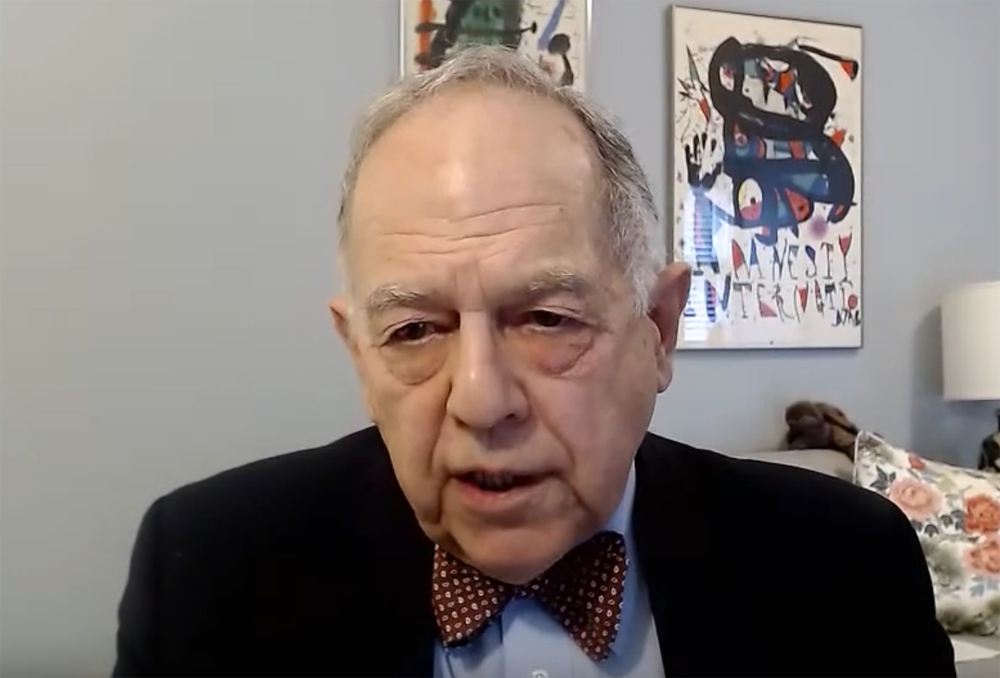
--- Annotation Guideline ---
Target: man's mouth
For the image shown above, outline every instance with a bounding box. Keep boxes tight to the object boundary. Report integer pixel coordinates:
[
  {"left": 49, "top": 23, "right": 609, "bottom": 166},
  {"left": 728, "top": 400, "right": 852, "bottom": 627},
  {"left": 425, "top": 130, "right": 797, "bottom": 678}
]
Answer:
[{"left": 458, "top": 470, "right": 538, "bottom": 493}]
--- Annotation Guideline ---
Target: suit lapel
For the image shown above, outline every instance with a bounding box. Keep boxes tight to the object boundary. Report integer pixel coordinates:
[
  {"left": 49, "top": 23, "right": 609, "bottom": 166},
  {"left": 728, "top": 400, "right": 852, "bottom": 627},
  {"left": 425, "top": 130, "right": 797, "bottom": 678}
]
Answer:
[
  {"left": 633, "top": 434, "right": 703, "bottom": 675},
  {"left": 354, "top": 432, "right": 438, "bottom": 677}
]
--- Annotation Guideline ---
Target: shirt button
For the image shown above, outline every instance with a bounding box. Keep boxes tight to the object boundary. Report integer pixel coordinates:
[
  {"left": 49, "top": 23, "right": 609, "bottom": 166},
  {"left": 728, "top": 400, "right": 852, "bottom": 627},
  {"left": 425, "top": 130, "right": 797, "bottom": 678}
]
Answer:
[{"left": 532, "top": 671, "right": 548, "bottom": 678}]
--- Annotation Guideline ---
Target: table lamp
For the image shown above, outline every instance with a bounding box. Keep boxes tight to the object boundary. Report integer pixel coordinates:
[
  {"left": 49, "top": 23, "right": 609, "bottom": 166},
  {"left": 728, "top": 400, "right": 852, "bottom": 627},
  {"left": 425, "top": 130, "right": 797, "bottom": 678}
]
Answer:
[{"left": 941, "top": 280, "right": 1000, "bottom": 472}]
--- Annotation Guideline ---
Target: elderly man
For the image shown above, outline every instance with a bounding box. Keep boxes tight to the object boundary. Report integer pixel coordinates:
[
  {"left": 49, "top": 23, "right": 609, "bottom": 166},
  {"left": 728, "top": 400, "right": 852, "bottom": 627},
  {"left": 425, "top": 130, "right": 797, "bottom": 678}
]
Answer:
[{"left": 114, "top": 46, "right": 954, "bottom": 678}]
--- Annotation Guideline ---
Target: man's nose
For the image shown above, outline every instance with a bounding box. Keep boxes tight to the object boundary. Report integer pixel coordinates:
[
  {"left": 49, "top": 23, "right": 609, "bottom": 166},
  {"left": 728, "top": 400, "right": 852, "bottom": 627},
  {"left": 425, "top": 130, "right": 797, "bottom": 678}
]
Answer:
[{"left": 446, "top": 314, "right": 528, "bottom": 431}]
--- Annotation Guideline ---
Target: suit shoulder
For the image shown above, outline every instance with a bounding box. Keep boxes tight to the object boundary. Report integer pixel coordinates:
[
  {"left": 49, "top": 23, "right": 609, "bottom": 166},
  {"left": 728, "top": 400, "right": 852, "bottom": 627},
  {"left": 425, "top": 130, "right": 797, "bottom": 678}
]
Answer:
[
  {"left": 169, "top": 426, "right": 383, "bottom": 502},
  {"left": 638, "top": 431, "right": 909, "bottom": 539},
  {"left": 154, "top": 426, "right": 391, "bottom": 542}
]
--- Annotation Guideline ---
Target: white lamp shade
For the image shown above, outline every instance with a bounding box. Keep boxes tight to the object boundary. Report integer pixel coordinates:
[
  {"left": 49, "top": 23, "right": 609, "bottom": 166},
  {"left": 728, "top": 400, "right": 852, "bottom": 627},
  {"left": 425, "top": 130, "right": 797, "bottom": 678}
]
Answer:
[{"left": 941, "top": 280, "right": 1000, "bottom": 401}]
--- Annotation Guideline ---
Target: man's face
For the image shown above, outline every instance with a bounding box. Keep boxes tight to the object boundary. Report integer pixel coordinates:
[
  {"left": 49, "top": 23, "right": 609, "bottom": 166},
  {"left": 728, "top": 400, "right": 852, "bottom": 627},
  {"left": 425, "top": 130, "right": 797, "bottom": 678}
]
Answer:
[{"left": 332, "top": 86, "right": 689, "bottom": 584}]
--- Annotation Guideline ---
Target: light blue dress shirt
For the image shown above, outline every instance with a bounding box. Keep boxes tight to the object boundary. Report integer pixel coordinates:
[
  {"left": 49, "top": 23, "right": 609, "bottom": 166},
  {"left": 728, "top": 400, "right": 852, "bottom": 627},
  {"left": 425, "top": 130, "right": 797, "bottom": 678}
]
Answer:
[{"left": 433, "top": 463, "right": 664, "bottom": 678}]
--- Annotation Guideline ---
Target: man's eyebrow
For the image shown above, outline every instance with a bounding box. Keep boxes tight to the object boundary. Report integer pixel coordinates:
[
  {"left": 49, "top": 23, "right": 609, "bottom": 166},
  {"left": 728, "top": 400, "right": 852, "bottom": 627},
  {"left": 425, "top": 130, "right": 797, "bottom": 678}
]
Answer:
[
  {"left": 516, "top": 268, "right": 599, "bottom": 304},
  {"left": 364, "top": 284, "right": 441, "bottom": 316},
  {"left": 362, "top": 268, "right": 600, "bottom": 317}
]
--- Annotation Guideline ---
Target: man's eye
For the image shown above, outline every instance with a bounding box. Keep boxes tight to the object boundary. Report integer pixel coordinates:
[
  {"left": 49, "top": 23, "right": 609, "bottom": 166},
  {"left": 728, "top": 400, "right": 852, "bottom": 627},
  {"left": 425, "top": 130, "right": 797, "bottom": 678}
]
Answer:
[
  {"left": 388, "top": 321, "right": 435, "bottom": 344},
  {"left": 526, "top": 310, "right": 574, "bottom": 329}
]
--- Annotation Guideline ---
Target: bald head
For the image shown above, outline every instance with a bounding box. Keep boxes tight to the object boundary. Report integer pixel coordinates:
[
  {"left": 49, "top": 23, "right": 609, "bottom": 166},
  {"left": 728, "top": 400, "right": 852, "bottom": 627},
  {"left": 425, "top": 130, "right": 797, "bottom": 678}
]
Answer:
[
  {"left": 350, "top": 83, "right": 602, "bottom": 271},
  {"left": 336, "top": 46, "right": 663, "bottom": 314}
]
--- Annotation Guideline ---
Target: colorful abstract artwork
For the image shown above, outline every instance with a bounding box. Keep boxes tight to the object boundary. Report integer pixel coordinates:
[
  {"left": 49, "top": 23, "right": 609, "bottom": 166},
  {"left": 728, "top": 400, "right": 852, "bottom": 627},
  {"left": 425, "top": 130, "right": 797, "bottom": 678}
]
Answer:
[
  {"left": 400, "top": 0, "right": 589, "bottom": 91},
  {"left": 670, "top": 7, "right": 863, "bottom": 349}
]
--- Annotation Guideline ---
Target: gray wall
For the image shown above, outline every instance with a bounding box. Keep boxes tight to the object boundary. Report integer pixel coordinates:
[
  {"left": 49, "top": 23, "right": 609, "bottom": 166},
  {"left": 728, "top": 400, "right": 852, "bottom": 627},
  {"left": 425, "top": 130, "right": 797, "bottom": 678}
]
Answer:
[{"left": 1, "top": 0, "right": 997, "bottom": 674}]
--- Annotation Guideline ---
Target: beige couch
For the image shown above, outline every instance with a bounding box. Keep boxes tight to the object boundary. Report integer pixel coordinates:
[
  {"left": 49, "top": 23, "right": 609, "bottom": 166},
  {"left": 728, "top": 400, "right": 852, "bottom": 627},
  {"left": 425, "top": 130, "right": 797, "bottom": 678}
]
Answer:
[{"left": 731, "top": 448, "right": 1000, "bottom": 677}]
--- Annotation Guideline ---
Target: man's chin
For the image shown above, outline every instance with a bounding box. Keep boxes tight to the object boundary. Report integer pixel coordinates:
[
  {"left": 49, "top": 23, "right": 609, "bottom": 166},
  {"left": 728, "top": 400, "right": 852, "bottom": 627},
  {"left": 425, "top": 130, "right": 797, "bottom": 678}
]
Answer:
[{"left": 450, "top": 526, "right": 575, "bottom": 585}]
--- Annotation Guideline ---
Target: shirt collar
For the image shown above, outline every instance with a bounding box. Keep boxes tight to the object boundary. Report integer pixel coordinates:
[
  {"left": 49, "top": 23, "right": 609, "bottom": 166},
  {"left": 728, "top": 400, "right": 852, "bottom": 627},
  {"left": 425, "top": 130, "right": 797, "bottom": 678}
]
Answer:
[{"left": 603, "top": 461, "right": 636, "bottom": 540}]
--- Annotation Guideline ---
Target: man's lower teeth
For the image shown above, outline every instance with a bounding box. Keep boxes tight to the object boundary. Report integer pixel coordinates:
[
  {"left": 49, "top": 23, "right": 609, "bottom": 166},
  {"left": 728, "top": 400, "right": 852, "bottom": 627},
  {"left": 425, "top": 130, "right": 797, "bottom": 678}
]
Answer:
[
  {"left": 482, "top": 480, "right": 512, "bottom": 491},
  {"left": 472, "top": 475, "right": 516, "bottom": 491}
]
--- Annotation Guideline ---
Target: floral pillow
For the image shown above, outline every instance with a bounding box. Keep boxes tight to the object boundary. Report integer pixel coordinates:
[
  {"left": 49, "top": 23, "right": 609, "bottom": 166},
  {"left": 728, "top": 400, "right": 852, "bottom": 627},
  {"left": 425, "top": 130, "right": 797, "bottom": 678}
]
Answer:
[{"left": 854, "top": 431, "right": 1000, "bottom": 636}]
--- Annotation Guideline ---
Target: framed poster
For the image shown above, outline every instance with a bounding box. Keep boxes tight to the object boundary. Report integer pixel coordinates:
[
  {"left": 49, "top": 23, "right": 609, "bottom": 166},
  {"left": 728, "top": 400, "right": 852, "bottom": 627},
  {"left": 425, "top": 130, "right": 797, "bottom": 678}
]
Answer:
[
  {"left": 669, "top": 6, "right": 863, "bottom": 349},
  {"left": 400, "top": 0, "right": 590, "bottom": 92}
]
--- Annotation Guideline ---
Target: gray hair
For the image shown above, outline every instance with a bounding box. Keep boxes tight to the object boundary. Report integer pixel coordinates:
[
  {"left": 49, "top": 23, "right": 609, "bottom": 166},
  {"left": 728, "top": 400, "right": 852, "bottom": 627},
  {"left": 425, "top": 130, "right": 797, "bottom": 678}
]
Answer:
[{"left": 337, "top": 45, "right": 664, "bottom": 314}]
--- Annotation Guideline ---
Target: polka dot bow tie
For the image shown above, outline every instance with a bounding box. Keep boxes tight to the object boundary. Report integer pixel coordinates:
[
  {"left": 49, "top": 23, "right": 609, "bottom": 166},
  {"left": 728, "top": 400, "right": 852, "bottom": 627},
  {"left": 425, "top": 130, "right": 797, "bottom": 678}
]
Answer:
[{"left": 432, "top": 531, "right": 628, "bottom": 662}]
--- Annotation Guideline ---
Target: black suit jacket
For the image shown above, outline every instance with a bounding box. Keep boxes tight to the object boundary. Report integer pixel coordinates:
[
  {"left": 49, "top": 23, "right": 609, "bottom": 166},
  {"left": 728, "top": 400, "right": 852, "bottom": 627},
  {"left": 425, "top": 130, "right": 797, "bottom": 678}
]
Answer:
[{"left": 114, "top": 427, "right": 956, "bottom": 677}]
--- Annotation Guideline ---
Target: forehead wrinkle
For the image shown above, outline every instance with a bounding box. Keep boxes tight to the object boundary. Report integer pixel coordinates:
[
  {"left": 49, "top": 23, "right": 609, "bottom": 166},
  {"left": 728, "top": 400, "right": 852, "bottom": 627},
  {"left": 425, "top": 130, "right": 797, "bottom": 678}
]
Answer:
[
  {"left": 350, "top": 213, "right": 616, "bottom": 313},
  {"left": 445, "top": 201, "right": 568, "bottom": 227},
  {"left": 353, "top": 208, "right": 587, "bottom": 266},
  {"left": 358, "top": 207, "right": 566, "bottom": 239}
]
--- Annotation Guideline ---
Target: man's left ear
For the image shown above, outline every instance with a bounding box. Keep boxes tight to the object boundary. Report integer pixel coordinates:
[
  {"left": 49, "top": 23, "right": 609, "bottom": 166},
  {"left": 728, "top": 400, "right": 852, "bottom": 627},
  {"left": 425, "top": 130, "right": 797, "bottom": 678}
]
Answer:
[
  {"left": 648, "top": 262, "right": 692, "bottom": 392},
  {"left": 329, "top": 297, "right": 377, "bottom": 423}
]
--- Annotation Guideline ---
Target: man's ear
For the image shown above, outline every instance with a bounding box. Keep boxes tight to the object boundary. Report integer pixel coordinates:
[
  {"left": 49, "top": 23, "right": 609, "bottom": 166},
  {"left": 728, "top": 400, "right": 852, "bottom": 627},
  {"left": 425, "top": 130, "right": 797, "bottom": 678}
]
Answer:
[
  {"left": 648, "top": 262, "right": 692, "bottom": 392},
  {"left": 329, "top": 297, "right": 377, "bottom": 422},
  {"left": 329, "top": 297, "right": 356, "bottom": 352}
]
